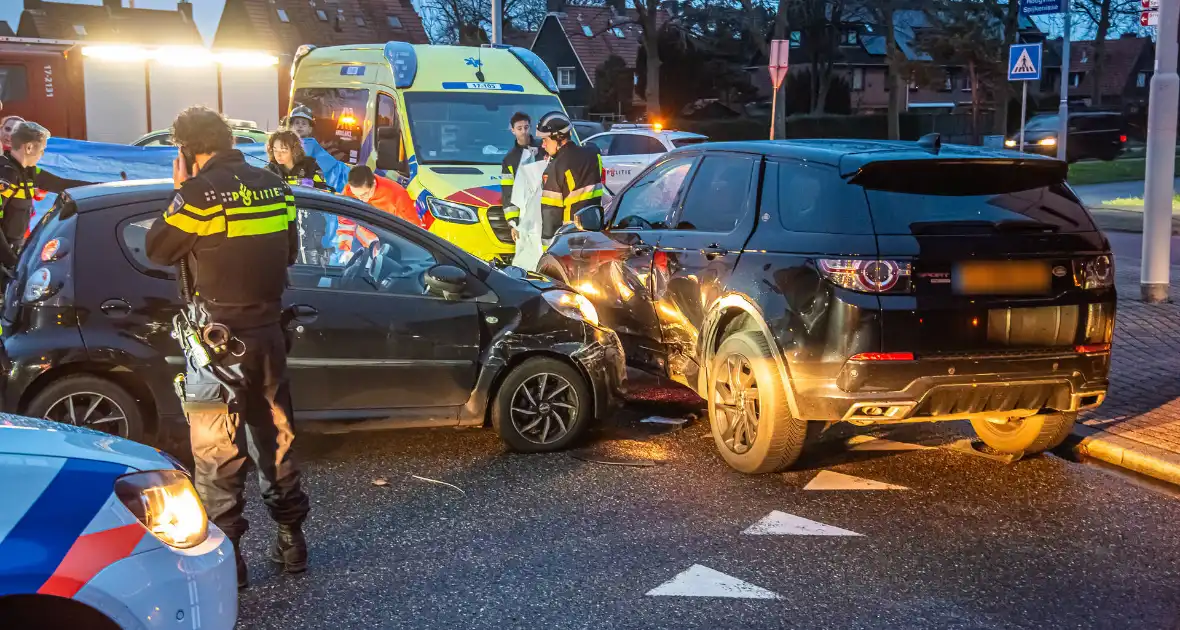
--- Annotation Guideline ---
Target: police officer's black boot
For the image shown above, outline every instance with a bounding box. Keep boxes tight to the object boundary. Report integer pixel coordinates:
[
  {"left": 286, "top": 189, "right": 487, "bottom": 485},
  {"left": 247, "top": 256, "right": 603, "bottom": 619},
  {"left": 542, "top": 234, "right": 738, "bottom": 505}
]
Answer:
[
  {"left": 232, "top": 537, "right": 248, "bottom": 589},
  {"left": 269, "top": 524, "right": 308, "bottom": 573}
]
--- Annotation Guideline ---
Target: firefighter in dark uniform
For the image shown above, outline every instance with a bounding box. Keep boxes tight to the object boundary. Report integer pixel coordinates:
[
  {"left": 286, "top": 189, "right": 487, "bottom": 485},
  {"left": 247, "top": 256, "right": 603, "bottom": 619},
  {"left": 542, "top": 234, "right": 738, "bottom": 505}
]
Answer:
[
  {"left": 500, "top": 111, "right": 540, "bottom": 239},
  {"left": 145, "top": 106, "right": 310, "bottom": 589},
  {"left": 537, "top": 111, "right": 605, "bottom": 240},
  {"left": 0, "top": 121, "right": 90, "bottom": 270}
]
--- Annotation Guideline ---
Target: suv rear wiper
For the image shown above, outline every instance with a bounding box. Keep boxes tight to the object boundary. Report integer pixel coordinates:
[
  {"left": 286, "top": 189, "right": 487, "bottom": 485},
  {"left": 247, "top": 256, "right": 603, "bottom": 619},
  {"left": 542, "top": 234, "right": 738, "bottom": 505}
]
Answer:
[{"left": 908, "top": 219, "right": 1060, "bottom": 234}]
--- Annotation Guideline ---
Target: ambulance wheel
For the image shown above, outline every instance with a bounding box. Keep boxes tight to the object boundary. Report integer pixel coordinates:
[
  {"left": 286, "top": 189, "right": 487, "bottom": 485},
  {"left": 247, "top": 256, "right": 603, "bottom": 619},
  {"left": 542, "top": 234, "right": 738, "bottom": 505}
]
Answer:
[
  {"left": 493, "top": 357, "right": 592, "bottom": 453},
  {"left": 26, "top": 375, "right": 145, "bottom": 442}
]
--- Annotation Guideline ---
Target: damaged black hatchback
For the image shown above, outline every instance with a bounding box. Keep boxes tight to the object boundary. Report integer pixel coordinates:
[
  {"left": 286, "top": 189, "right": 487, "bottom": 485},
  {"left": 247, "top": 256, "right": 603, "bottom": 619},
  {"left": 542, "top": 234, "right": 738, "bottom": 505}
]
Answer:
[{"left": 0, "top": 181, "right": 624, "bottom": 454}]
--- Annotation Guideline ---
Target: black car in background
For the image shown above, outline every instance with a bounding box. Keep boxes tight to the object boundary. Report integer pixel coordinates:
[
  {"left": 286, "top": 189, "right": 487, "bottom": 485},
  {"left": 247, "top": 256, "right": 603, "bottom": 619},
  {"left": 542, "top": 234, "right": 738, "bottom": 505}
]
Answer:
[
  {"left": 1007, "top": 111, "right": 1126, "bottom": 162},
  {"left": 0, "top": 182, "right": 623, "bottom": 454},
  {"left": 539, "top": 138, "right": 1115, "bottom": 473}
]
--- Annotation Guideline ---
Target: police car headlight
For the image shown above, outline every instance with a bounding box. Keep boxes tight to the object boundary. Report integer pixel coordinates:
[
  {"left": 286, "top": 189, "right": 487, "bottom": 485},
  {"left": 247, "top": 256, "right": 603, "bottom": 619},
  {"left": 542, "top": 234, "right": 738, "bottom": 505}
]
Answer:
[
  {"left": 115, "top": 470, "right": 208, "bottom": 549},
  {"left": 426, "top": 197, "right": 480, "bottom": 225},
  {"left": 543, "top": 290, "right": 600, "bottom": 327}
]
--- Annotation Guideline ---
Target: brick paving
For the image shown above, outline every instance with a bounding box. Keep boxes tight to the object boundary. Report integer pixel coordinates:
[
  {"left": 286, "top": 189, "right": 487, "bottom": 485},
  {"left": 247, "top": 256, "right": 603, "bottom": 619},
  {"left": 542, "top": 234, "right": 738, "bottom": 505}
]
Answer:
[{"left": 1080, "top": 264, "right": 1180, "bottom": 458}]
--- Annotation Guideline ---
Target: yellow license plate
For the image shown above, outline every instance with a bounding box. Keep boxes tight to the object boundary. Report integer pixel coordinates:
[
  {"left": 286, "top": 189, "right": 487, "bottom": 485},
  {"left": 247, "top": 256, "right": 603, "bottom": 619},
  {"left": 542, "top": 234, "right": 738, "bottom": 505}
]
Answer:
[{"left": 954, "top": 261, "right": 1051, "bottom": 295}]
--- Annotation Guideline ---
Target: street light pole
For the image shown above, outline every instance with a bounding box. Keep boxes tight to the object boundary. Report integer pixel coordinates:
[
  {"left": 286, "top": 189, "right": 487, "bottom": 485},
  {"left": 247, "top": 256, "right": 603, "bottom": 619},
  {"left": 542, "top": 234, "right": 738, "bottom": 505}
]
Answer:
[
  {"left": 491, "top": 0, "right": 503, "bottom": 45},
  {"left": 1141, "top": 0, "right": 1179, "bottom": 302},
  {"left": 1056, "top": 7, "right": 1070, "bottom": 161}
]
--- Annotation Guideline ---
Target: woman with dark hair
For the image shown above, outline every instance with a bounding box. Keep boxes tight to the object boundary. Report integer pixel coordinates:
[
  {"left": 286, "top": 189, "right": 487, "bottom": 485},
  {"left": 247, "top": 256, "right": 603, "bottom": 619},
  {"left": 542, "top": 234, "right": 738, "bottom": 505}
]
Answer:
[{"left": 265, "top": 130, "right": 332, "bottom": 191}]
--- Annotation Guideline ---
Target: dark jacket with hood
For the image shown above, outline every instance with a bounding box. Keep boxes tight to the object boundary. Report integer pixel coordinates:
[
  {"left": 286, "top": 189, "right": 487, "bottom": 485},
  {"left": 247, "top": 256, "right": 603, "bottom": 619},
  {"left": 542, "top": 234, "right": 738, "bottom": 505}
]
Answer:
[
  {"left": 0, "top": 152, "right": 90, "bottom": 267},
  {"left": 266, "top": 156, "right": 333, "bottom": 192}
]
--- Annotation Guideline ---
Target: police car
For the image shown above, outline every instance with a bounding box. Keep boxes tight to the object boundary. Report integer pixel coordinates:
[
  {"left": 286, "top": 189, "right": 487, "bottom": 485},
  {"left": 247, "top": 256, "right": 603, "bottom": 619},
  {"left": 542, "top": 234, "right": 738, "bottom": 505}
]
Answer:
[
  {"left": 582, "top": 123, "right": 708, "bottom": 193},
  {"left": 0, "top": 416, "right": 236, "bottom": 629}
]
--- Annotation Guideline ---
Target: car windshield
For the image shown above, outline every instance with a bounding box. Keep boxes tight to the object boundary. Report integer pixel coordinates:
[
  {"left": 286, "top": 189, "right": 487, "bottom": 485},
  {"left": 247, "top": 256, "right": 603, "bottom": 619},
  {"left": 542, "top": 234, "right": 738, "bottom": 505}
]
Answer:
[
  {"left": 291, "top": 87, "right": 370, "bottom": 164},
  {"left": 671, "top": 137, "right": 708, "bottom": 148},
  {"left": 403, "top": 91, "right": 565, "bottom": 165},
  {"left": 1024, "top": 115, "right": 1059, "bottom": 132}
]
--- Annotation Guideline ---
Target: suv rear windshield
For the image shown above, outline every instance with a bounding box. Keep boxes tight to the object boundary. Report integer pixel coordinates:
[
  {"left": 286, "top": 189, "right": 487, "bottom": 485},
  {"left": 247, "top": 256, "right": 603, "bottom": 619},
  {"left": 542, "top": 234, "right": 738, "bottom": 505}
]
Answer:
[
  {"left": 856, "top": 161, "right": 1097, "bottom": 235},
  {"left": 291, "top": 87, "right": 370, "bottom": 164}
]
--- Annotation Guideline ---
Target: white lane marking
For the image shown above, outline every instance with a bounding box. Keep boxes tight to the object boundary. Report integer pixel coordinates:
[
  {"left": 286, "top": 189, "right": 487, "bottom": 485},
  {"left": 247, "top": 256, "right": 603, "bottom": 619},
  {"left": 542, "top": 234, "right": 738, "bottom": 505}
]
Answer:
[
  {"left": 803, "top": 470, "right": 909, "bottom": 491},
  {"left": 742, "top": 510, "right": 864, "bottom": 537},
  {"left": 646, "top": 564, "right": 781, "bottom": 599},
  {"left": 846, "top": 435, "right": 931, "bottom": 451}
]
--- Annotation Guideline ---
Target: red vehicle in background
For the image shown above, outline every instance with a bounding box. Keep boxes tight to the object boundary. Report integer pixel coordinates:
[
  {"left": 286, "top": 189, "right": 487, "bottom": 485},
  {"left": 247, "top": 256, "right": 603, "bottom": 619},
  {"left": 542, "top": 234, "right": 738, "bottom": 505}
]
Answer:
[{"left": 0, "top": 37, "right": 83, "bottom": 140}]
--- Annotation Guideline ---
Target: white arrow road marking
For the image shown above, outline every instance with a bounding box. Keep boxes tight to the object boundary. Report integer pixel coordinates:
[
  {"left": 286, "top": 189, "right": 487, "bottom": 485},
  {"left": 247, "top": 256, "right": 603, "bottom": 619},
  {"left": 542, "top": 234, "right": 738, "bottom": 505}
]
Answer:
[
  {"left": 846, "top": 435, "right": 931, "bottom": 451},
  {"left": 803, "top": 470, "right": 909, "bottom": 491},
  {"left": 646, "top": 564, "right": 782, "bottom": 599},
  {"left": 742, "top": 510, "right": 864, "bottom": 536}
]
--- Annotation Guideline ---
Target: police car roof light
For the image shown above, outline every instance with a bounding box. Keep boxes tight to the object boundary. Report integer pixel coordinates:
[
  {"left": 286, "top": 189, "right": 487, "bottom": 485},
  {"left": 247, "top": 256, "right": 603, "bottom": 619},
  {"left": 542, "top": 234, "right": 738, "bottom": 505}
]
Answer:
[
  {"left": 383, "top": 41, "right": 418, "bottom": 89},
  {"left": 508, "top": 46, "right": 559, "bottom": 94}
]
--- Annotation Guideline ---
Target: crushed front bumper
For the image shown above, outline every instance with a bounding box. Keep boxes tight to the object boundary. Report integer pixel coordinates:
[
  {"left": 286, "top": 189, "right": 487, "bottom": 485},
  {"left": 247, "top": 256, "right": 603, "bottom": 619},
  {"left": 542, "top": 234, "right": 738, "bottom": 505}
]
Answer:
[
  {"left": 571, "top": 325, "right": 627, "bottom": 418},
  {"left": 792, "top": 350, "right": 1110, "bottom": 423}
]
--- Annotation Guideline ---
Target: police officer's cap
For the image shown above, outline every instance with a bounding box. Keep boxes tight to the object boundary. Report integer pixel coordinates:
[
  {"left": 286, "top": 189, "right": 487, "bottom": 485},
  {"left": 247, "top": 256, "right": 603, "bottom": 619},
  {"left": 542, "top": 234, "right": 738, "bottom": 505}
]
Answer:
[
  {"left": 536, "top": 111, "right": 572, "bottom": 139},
  {"left": 289, "top": 105, "right": 314, "bottom": 122}
]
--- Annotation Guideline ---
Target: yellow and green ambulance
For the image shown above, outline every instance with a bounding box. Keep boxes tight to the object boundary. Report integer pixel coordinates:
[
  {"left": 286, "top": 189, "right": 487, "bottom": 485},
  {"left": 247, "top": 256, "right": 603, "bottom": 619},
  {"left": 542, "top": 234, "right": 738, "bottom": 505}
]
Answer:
[{"left": 289, "top": 42, "right": 571, "bottom": 263}]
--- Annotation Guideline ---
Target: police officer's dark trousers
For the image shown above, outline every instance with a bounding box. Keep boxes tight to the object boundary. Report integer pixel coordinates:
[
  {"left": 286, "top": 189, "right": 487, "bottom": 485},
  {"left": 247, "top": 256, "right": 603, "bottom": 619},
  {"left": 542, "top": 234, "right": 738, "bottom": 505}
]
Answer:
[{"left": 188, "top": 324, "right": 309, "bottom": 540}]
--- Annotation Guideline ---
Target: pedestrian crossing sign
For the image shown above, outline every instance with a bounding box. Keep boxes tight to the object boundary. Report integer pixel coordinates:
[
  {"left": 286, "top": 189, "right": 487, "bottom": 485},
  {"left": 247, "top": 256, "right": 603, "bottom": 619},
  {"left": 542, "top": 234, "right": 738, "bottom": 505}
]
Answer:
[{"left": 1008, "top": 43, "right": 1042, "bottom": 81}]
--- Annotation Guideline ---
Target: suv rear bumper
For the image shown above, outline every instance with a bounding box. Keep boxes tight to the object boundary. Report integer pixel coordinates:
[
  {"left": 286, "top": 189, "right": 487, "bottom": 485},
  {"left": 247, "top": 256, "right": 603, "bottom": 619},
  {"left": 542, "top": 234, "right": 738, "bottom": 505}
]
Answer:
[{"left": 791, "top": 350, "right": 1110, "bottom": 423}]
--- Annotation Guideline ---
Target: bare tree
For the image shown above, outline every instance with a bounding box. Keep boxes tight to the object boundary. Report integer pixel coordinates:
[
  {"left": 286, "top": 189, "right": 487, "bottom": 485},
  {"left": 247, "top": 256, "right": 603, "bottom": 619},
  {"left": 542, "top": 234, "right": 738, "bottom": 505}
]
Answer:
[
  {"left": 919, "top": 0, "right": 1006, "bottom": 144},
  {"left": 1071, "top": 0, "right": 1141, "bottom": 107},
  {"left": 631, "top": 0, "right": 666, "bottom": 119},
  {"left": 420, "top": 0, "right": 547, "bottom": 44},
  {"left": 793, "top": 0, "right": 848, "bottom": 114}
]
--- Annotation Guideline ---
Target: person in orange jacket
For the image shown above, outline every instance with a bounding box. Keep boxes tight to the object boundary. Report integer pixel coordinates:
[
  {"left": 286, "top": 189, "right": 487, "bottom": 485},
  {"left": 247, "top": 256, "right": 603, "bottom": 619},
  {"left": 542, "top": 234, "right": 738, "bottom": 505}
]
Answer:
[{"left": 343, "top": 166, "right": 418, "bottom": 228}]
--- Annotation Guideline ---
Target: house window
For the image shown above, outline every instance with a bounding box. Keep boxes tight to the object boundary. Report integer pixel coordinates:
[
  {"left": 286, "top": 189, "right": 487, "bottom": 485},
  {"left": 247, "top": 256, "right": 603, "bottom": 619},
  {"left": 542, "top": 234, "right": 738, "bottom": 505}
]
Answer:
[
  {"left": 960, "top": 75, "right": 972, "bottom": 92},
  {"left": 612, "top": 27, "right": 624, "bottom": 37},
  {"left": 316, "top": 10, "right": 328, "bottom": 20},
  {"left": 73, "top": 24, "right": 87, "bottom": 36},
  {"left": 581, "top": 24, "right": 593, "bottom": 37},
  {"left": 941, "top": 72, "right": 953, "bottom": 92},
  {"left": 1080, "top": 51, "right": 1088, "bottom": 64},
  {"left": 1070, "top": 72, "right": 1084, "bottom": 87},
  {"left": 277, "top": 9, "right": 290, "bottom": 22},
  {"left": 843, "top": 30, "right": 857, "bottom": 46},
  {"left": 557, "top": 67, "right": 576, "bottom": 90},
  {"left": 789, "top": 31, "right": 801, "bottom": 47},
  {"left": 387, "top": 15, "right": 402, "bottom": 28},
  {"left": 851, "top": 68, "right": 864, "bottom": 91},
  {"left": 1138, "top": 71, "right": 1148, "bottom": 88}
]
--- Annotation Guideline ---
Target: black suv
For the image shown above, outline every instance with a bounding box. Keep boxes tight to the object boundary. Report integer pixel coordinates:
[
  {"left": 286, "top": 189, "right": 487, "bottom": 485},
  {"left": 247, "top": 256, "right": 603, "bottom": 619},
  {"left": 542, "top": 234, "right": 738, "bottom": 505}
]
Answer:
[
  {"left": 0, "top": 181, "right": 624, "bottom": 454},
  {"left": 1007, "top": 112, "right": 1126, "bottom": 162},
  {"left": 539, "top": 138, "right": 1115, "bottom": 473}
]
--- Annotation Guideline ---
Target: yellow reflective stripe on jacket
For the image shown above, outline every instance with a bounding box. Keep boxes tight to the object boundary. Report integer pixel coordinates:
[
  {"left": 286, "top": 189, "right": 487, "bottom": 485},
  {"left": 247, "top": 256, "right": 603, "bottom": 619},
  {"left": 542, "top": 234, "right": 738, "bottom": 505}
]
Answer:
[
  {"left": 225, "top": 201, "right": 287, "bottom": 216},
  {"left": 165, "top": 211, "right": 226, "bottom": 236},
  {"left": 564, "top": 169, "right": 576, "bottom": 192},
  {"left": 313, "top": 172, "right": 325, "bottom": 183},
  {"left": 227, "top": 213, "right": 289, "bottom": 238},
  {"left": 565, "top": 183, "right": 605, "bottom": 207},
  {"left": 501, "top": 175, "right": 515, "bottom": 186},
  {"left": 184, "top": 203, "right": 223, "bottom": 217},
  {"left": 503, "top": 206, "right": 520, "bottom": 220},
  {"left": 541, "top": 190, "right": 564, "bottom": 207}
]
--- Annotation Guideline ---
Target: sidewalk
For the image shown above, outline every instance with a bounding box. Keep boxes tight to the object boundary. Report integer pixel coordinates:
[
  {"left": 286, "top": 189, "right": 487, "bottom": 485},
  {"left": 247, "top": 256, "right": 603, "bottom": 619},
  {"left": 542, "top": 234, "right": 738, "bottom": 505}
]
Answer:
[{"left": 1071, "top": 265, "right": 1180, "bottom": 486}]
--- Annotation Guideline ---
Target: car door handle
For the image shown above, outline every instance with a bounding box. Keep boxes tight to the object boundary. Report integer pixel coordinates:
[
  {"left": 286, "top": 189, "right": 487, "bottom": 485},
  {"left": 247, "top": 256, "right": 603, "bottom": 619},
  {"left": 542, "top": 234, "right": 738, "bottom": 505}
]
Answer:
[
  {"left": 100, "top": 299, "right": 132, "bottom": 318},
  {"left": 702, "top": 244, "right": 729, "bottom": 260},
  {"left": 630, "top": 244, "right": 654, "bottom": 256}
]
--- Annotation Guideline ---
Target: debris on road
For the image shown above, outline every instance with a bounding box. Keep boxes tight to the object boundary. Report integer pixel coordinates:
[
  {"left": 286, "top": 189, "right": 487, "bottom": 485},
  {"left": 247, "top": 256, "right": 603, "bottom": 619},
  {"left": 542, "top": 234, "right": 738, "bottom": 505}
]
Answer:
[
  {"left": 372, "top": 478, "right": 389, "bottom": 487},
  {"left": 410, "top": 475, "right": 466, "bottom": 495},
  {"left": 640, "top": 416, "right": 691, "bottom": 427},
  {"left": 570, "top": 451, "right": 659, "bottom": 468},
  {"left": 945, "top": 439, "right": 1023, "bottom": 464}
]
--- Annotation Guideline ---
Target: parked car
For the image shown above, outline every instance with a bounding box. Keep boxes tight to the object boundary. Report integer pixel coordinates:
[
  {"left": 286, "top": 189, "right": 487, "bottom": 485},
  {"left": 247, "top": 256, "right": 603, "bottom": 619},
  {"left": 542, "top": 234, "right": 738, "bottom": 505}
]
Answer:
[
  {"left": 538, "top": 137, "right": 1115, "bottom": 473},
  {"left": 583, "top": 124, "right": 708, "bottom": 194},
  {"left": 0, "top": 181, "right": 624, "bottom": 454},
  {"left": 0, "top": 415, "right": 236, "bottom": 629},
  {"left": 132, "top": 120, "right": 268, "bottom": 147},
  {"left": 1006, "top": 111, "right": 1126, "bottom": 162}
]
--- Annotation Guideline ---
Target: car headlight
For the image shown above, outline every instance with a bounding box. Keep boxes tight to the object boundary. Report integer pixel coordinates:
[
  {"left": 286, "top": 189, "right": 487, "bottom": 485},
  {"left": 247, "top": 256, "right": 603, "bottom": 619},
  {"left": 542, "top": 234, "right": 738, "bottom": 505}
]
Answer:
[
  {"left": 426, "top": 196, "right": 479, "bottom": 225},
  {"left": 1038, "top": 137, "right": 1058, "bottom": 147},
  {"left": 1005, "top": 139, "right": 1017, "bottom": 148},
  {"left": 543, "top": 290, "right": 600, "bottom": 327},
  {"left": 23, "top": 267, "right": 58, "bottom": 303},
  {"left": 115, "top": 470, "right": 208, "bottom": 549}
]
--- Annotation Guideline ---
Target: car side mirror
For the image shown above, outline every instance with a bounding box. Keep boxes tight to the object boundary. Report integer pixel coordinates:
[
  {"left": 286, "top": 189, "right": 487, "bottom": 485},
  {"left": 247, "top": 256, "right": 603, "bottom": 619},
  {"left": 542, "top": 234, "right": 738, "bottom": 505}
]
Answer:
[
  {"left": 574, "top": 205, "right": 606, "bottom": 232},
  {"left": 375, "top": 129, "right": 406, "bottom": 174},
  {"left": 425, "top": 264, "right": 469, "bottom": 300}
]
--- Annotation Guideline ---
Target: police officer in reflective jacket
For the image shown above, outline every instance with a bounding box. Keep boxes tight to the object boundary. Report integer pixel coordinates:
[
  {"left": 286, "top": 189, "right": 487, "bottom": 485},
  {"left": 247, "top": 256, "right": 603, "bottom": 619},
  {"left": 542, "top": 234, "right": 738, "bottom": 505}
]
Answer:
[
  {"left": 145, "top": 106, "right": 309, "bottom": 589},
  {"left": 537, "top": 111, "right": 604, "bottom": 240}
]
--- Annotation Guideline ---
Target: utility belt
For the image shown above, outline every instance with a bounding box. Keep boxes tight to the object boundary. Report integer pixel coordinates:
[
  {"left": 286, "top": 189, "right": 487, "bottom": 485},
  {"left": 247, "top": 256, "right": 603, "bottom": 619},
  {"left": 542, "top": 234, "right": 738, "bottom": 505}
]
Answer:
[{"left": 172, "top": 301, "right": 248, "bottom": 415}]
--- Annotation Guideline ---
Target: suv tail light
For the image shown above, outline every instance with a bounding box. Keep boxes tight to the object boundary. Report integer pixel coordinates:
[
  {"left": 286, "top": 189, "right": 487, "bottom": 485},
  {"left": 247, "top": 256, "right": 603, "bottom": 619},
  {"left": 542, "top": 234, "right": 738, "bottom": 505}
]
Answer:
[
  {"left": 1073, "top": 255, "right": 1113, "bottom": 290},
  {"left": 1119, "top": 134, "right": 1127, "bottom": 143},
  {"left": 818, "top": 259, "right": 912, "bottom": 293}
]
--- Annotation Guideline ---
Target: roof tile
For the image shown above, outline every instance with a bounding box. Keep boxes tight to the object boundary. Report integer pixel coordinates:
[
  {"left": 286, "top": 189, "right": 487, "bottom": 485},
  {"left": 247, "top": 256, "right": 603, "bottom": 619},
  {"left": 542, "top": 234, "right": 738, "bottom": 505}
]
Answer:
[
  {"left": 17, "top": 0, "right": 203, "bottom": 45},
  {"left": 550, "top": 6, "right": 670, "bottom": 86}
]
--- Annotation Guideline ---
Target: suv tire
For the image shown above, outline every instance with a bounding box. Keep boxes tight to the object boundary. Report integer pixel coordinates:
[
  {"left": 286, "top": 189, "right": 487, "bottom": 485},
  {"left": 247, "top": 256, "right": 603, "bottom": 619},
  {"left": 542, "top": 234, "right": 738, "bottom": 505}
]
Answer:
[
  {"left": 25, "top": 375, "right": 146, "bottom": 442},
  {"left": 969, "top": 411, "right": 1076, "bottom": 456},
  {"left": 707, "top": 332, "right": 808, "bottom": 474},
  {"left": 492, "top": 357, "right": 592, "bottom": 453}
]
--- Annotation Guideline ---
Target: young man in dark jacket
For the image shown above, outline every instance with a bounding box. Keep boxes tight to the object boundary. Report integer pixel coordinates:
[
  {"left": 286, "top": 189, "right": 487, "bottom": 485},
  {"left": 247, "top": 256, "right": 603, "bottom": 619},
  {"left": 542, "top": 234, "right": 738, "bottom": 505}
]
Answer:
[{"left": 500, "top": 112, "right": 541, "bottom": 237}]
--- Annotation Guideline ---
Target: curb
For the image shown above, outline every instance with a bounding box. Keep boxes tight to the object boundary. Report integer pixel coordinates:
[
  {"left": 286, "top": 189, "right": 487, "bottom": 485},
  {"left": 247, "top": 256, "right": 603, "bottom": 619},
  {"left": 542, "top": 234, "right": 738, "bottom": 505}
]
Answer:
[
  {"left": 1067, "top": 424, "right": 1180, "bottom": 487},
  {"left": 1088, "top": 207, "right": 1180, "bottom": 235}
]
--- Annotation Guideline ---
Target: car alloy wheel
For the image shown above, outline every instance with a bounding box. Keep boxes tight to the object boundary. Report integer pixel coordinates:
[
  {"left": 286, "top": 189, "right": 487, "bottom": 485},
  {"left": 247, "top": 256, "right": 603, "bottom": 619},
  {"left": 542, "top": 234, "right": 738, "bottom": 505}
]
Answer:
[
  {"left": 712, "top": 353, "right": 760, "bottom": 455},
  {"left": 510, "top": 372, "right": 580, "bottom": 446},
  {"left": 43, "top": 392, "right": 129, "bottom": 437}
]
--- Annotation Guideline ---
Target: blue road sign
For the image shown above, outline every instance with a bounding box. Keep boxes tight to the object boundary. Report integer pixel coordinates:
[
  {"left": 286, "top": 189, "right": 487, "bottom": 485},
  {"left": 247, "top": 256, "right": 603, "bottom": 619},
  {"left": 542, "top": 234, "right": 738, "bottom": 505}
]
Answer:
[
  {"left": 1021, "top": 0, "right": 1067, "bottom": 15},
  {"left": 1008, "top": 43, "right": 1043, "bottom": 81}
]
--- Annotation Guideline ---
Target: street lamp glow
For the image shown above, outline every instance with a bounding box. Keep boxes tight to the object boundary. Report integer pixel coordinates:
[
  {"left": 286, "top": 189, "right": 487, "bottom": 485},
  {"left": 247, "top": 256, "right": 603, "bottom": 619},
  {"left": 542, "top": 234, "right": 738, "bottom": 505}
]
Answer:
[
  {"left": 81, "top": 45, "right": 152, "bottom": 62},
  {"left": 1038, "top": 137, "right": 1057, "bottom": 147}
]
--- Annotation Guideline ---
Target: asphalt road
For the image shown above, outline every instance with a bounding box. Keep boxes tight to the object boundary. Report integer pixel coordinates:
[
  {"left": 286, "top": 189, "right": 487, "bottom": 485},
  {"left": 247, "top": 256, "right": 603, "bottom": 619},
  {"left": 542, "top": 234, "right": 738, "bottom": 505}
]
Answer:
[
  {"left": 1105, "top": 229, "right": 1180, "bottom": 268},
  {"left": 232, "top": 405, "right": 1180, "bottom": 630}
]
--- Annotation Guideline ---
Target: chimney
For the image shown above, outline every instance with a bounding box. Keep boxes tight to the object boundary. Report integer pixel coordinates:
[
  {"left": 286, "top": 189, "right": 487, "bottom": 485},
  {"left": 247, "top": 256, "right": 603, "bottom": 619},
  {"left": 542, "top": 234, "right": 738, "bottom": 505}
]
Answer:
[
  {"left": 178, "top": 0, "right": 193, "bottom": 20},
  {"left": 546, "top": 0, "right": 565, "bottom": 14}
]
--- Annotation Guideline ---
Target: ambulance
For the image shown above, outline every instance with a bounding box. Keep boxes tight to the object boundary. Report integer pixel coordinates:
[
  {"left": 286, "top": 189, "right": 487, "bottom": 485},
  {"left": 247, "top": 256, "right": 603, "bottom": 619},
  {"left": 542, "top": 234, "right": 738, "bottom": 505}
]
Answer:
[{"left": 289, "top": 42, "right": 571, "bottom": 263}]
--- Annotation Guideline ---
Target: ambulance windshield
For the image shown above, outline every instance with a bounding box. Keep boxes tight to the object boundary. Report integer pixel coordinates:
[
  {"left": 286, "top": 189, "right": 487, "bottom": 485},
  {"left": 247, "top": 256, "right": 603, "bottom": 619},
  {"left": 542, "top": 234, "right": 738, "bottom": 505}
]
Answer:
[
  {"left": 291, "top": 88, "right": 370, "bottom": 165},
  {"left": 403, "top": 92, "right": 565, "bottom": 165}
]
